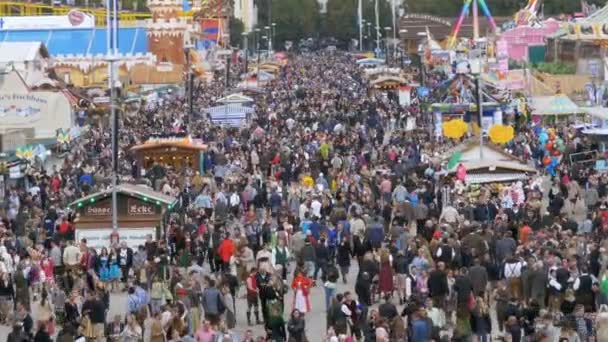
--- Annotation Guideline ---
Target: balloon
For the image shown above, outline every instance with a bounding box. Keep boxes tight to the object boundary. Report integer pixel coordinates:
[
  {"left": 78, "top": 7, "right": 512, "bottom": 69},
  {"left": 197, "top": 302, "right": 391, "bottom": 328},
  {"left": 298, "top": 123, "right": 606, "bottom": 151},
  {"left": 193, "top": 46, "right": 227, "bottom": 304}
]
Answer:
[
  {"left": 551, "top": 157, "right": 560, "bottom": 167},
  {"left": 545, "top": 142, "right": 553, "bottom": 150},
  {"left": 543, "top": 156, "right": 551, "bottom": 166},
  {"left": 553, "top": 149, "right": 561, "bottom": 156},
  {"left": 549, "top": 132, "right": 556, "bottom": 141},
  {"left": 539, "top": 132, "right": 548, "bottom": 144}
]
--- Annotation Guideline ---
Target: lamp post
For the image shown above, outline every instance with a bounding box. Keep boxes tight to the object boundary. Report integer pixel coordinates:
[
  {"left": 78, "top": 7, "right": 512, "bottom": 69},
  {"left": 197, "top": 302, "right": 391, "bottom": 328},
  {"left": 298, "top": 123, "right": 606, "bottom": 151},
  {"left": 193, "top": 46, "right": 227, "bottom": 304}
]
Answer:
[
  {"left": 470, "top": 58, "right": 484, "bottom": 159},
  {"left": 264, "top": 26, "right": 271, "bottom": 56},
  {"left": 384, "top": 26, "right": 391, "bottom": 64},
  {"left": 255, "top": 28, "right": 261, "bottom": 86},
  {"left": 399, "top": 29, "right": 408, "bottom": 67},
  {"left": 242, "top": 32, "right": 249, "bottom": 74},
  {"left": 367, "top": 22, "right": 372, "bottom": 51},
  {"left": 106, "top": 0, "right": 119, "bottom": 232},
  {"left": 184, "top": 43, "right": 194, "bottom": 127},
  {"left": 271, "top": 22, "right": 276, "bottom": 54}
]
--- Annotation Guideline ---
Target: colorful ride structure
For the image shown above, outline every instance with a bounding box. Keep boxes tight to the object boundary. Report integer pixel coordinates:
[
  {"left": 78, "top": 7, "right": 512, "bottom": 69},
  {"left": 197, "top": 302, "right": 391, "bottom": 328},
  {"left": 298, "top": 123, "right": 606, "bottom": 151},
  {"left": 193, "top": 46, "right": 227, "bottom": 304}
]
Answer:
[
  {"left": 513, "top": 0, "right": 542, "bottom": 26},
  {"left": 448, "top": 0, "right": 497, "bottom": 47}
]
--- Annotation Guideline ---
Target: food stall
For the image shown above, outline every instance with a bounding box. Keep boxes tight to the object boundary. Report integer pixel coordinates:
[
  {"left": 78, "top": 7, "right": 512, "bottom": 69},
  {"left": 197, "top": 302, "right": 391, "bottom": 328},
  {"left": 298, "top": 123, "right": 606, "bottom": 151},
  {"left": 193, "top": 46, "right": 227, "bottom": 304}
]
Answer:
[
  {"left": 68, "top": 184, "right": 176, "bottom": 250},
  {"left": 131, "top": 135, "right": 207, "bottom": 170}
]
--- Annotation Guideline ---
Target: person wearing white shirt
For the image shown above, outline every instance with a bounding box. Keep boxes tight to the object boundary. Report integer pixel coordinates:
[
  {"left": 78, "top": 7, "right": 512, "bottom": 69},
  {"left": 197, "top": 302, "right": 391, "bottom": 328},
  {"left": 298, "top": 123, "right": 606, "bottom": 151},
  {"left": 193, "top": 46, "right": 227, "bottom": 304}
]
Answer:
[
  {"left": 299, "top": 202, "right": 309, "bottom": 221},
  {"left": 310, "top": 198, "right": 322, "bottom": 219},
  {"left": 503, "top": 257, "right": 526, "bottom": 300}
]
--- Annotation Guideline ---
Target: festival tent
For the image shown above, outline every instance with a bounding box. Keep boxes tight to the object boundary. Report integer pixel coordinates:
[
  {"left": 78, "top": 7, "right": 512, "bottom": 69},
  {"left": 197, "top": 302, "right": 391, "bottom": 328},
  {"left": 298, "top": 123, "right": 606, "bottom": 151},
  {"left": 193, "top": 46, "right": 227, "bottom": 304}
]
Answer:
[
  {"left": 205, "top": 104, "right": 254, "bottom": 127},
  {"left": 216, "top": 93, "right": 254, "bottom": 105},
  {"left": 529, "top": 94, "right": 584, "bottom": 121}
]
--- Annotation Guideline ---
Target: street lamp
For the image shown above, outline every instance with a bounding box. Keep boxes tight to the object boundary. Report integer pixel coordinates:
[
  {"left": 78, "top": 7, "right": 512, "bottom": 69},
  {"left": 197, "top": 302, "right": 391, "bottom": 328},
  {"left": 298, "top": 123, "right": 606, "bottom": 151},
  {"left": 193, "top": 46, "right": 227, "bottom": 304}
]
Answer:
[
  {"left": 242, "top": 32, "right": 249, "bottom": 74},
  {"left": 271, "top": 22, "right": 276, "bottom": 54},
  {"left": 184, "top": 43, "right": 194, "bottom": 126},
  {"left": 264, "top": 26, "right": 271, "bottom": 55},
  {"left": 255, "top": 28, "right": 261, "bottom": 86},
  {"left": 384, "top": 26, "right": 391, "bottom": 64},
  {"left": 367, "top": 22, "right": 372, "bottom": 50}
]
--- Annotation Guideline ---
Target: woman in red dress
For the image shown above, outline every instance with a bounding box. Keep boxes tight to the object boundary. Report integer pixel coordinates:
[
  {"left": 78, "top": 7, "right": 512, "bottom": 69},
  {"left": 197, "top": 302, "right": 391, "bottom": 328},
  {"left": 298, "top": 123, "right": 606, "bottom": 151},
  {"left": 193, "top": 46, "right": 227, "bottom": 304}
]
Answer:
[{"left": 378, "top": 248, "right": 394, "bottom": 297}]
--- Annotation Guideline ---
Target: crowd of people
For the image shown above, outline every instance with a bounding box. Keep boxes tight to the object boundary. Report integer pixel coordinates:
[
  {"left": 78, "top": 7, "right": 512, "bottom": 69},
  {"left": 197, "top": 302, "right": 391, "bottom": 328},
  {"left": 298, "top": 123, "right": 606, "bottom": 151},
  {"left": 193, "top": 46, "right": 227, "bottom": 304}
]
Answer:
[{"left": 2, "top": 48, "right": 608, "bottom": 342}]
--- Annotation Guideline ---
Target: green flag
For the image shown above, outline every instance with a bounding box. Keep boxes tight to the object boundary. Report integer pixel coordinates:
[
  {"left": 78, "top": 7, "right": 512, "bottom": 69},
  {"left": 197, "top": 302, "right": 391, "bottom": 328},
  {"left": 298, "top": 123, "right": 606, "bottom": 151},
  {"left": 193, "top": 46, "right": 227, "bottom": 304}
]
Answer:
[{"left": 447, "top": 151, "right": 462, "bottom": 170}]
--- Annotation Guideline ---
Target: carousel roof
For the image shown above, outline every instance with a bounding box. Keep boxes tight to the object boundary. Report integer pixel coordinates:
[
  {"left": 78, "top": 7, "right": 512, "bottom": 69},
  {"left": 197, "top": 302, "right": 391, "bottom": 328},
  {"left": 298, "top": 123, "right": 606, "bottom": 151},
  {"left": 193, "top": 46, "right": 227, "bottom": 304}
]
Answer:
[
  {"left": 67, "top": 183, "right": 177, "bottom": 209},
  {"left": 444, "top": 141, "right": 537, "bottom": 177},
  {"left": 432, "top": 74, "right": 502, "bottom": 104}
]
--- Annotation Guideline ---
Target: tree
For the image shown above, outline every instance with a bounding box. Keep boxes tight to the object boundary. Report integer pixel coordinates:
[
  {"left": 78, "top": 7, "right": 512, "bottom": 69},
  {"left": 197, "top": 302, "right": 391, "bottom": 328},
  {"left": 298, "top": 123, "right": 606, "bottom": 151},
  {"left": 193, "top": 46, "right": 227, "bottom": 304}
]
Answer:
[
  {"left": 324, "top": 0, "right": 357, "bottom": 41},
  {"left": 229, "top": 17, "right": 246, "bottom": 47},
  {"left": 260, "top": 0, "right": 320, "bottom": 45},
  {"left": 323, "top": 0, "right": 393, "bottom": 44}
]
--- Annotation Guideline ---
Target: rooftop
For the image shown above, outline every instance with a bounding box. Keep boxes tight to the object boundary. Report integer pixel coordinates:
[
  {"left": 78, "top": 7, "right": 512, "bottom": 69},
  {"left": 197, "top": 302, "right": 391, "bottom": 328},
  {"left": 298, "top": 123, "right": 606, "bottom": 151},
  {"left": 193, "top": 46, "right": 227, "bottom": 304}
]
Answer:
[
  {"left": 0, "top": 41, "right": 49, "bottom": 63},
  {"left": 0, "top": 27, "right": 148, "bottom": 56}
]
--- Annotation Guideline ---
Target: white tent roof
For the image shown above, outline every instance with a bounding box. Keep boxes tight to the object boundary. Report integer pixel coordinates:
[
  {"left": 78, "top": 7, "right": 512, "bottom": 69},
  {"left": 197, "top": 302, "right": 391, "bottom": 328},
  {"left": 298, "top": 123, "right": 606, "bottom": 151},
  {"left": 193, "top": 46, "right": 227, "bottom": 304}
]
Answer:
[
  {"left": 530, "top": 94, "right": 582, "bottom": 116},
  {"left": 356, "top": 58, "right": 385, "bottom": 66},
  {"left": 205, "top": 104, "right": 254, "bottom": 127},
  {"left": 582, "top": 106, "right": 608, "bottom": 120},
  {"left": 216, "top": 93, "right": 254, "bottom": 104},
  {"left": 0, "top": 42, "right": 49, "bottom": 63},
  {"left": 445, "top": 142, "right": 537, "bottom": 174}
]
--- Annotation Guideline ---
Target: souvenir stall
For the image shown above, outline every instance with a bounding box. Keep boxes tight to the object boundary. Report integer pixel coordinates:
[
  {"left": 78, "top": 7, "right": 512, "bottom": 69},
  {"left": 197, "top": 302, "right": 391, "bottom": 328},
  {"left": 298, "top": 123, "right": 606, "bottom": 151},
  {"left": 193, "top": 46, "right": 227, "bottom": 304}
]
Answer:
[
  {"left": 68, "top": 184, "right": 177, "bottom": 250},
  {"left": 130, "top": 135, "right": 207, "bottom": 170}
]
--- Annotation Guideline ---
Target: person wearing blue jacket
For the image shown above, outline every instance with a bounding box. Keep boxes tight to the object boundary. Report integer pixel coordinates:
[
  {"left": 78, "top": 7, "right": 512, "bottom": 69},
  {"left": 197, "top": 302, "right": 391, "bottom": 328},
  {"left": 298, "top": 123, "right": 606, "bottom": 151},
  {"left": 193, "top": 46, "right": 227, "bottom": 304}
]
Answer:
[
  {"left": 410, "top": 308, "right": 432, "bottom": 342},
  {"left": 326, "top": 224, "right": 338, "bottom": 262}
]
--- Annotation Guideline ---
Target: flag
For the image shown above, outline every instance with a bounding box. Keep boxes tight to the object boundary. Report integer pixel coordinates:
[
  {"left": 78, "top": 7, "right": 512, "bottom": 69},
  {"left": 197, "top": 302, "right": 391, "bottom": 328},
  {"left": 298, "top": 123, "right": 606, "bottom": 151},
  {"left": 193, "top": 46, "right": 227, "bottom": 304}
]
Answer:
[
  {"left": 182, "top": 0, "right": 191, "bottom": 11},
  {"left": 201, "top": 19, "right": 220, "bottom": 42},
  {"left": 447, "top": 151, "right": 462, "bottom": 170}
]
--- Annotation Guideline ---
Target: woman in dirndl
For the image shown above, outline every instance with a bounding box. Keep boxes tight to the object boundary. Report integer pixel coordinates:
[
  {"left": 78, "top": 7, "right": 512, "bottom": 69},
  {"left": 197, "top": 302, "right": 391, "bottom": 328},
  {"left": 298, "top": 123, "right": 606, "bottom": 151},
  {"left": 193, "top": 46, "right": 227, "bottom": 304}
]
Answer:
[
  {"left": 108, "top": 248, "right": 122, "bottom": 291},
  {"left": 98, "top": 247, "right": 111, "bottom": 284},
  {"left": 378, "top": 249, "right": 394, "bottom": 298}
]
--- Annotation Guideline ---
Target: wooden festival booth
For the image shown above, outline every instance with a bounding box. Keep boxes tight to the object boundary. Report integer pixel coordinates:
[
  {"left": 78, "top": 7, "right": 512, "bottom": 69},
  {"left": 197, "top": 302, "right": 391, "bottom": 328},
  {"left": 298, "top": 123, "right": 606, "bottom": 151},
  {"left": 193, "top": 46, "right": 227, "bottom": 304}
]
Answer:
[
  {"left": 131, "top": 135, "right": 207, "bottom": 170},
  {"left": 68, "top": 184, "right": 176, "bottom": 250}
]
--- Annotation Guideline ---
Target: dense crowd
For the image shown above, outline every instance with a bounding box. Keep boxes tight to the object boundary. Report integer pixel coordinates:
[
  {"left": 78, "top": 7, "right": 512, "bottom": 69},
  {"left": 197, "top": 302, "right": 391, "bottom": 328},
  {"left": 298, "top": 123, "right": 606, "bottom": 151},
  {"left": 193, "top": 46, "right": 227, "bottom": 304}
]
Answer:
[{"left": 2, "top": 49, "right": 608, "bottom": 342}]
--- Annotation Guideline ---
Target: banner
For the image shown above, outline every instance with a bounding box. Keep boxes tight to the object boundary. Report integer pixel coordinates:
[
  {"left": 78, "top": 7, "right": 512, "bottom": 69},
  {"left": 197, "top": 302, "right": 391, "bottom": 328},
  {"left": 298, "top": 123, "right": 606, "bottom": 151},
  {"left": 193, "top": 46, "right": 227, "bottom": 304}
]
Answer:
[
  {"left": 398, "top": 85, "right": 411, "bottom": 106},
  {"left": 76, "top": 228, "right": 156, "bottom": 250},
  {"left": 0, "top": 11, "right": 94, "bottom": 30},
  {"left": 0, "top": 71, "right": 73, "bottom": 139}
]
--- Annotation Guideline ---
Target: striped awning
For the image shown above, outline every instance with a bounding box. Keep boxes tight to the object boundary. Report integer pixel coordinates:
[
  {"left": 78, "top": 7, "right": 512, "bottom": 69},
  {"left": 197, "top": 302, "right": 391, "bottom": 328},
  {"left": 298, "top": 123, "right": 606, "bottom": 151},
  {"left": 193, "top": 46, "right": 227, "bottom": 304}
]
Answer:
[
  {"left": 205, "top": 104, "right": 254, "bottom": 127},
  {"left": 464, "top": 173, "right": 529, "bottom": 184}
]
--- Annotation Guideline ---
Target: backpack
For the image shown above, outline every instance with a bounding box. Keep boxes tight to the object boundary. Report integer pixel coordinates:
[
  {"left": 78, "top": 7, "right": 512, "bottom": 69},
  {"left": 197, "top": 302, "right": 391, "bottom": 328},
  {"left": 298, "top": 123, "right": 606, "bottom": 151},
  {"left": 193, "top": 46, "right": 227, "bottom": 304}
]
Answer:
[{"left": 216, "top": 292, "right": 226, "bottom": 314}]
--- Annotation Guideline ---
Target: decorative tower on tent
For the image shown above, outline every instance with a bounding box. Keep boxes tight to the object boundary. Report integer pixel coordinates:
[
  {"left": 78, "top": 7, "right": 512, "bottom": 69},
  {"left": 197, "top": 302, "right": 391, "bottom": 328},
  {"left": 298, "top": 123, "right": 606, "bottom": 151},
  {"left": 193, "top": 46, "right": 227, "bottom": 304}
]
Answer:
[{"left": 146, "top": 0, "right": 194, "bottom": 64}]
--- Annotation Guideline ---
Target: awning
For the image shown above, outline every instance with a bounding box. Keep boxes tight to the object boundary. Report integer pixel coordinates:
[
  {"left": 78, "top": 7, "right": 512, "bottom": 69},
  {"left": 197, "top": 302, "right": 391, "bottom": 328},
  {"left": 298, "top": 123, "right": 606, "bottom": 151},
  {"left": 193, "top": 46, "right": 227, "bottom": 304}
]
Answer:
[
  {"left": 205, "top": 104, "right": 254, "bottom": 127},
  {"left": 464, "top": 173, "right": 529, "bottom": 184},
  {"left": 216, "top": 93, "right": 254, "bottom": 105},
  {"left": 530, "top": 94, "right": 582, "bottom": 116}
]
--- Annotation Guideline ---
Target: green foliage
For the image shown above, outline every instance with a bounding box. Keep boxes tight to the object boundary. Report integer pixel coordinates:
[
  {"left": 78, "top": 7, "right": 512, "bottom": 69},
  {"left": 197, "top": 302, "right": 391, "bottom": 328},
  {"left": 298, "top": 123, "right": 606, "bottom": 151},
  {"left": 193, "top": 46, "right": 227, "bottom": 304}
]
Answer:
[
  {"left": 533, "top": 61, "right": 576, "bottom": 75},
  {"left": 323, "top": 0, "right": 392, "bottom": 43},
  {"left": 229, "top": 17, "right": 246, "bottom": 47},
  {"left": 257, "top": 0, "right": 320, "bottom": 43}
]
